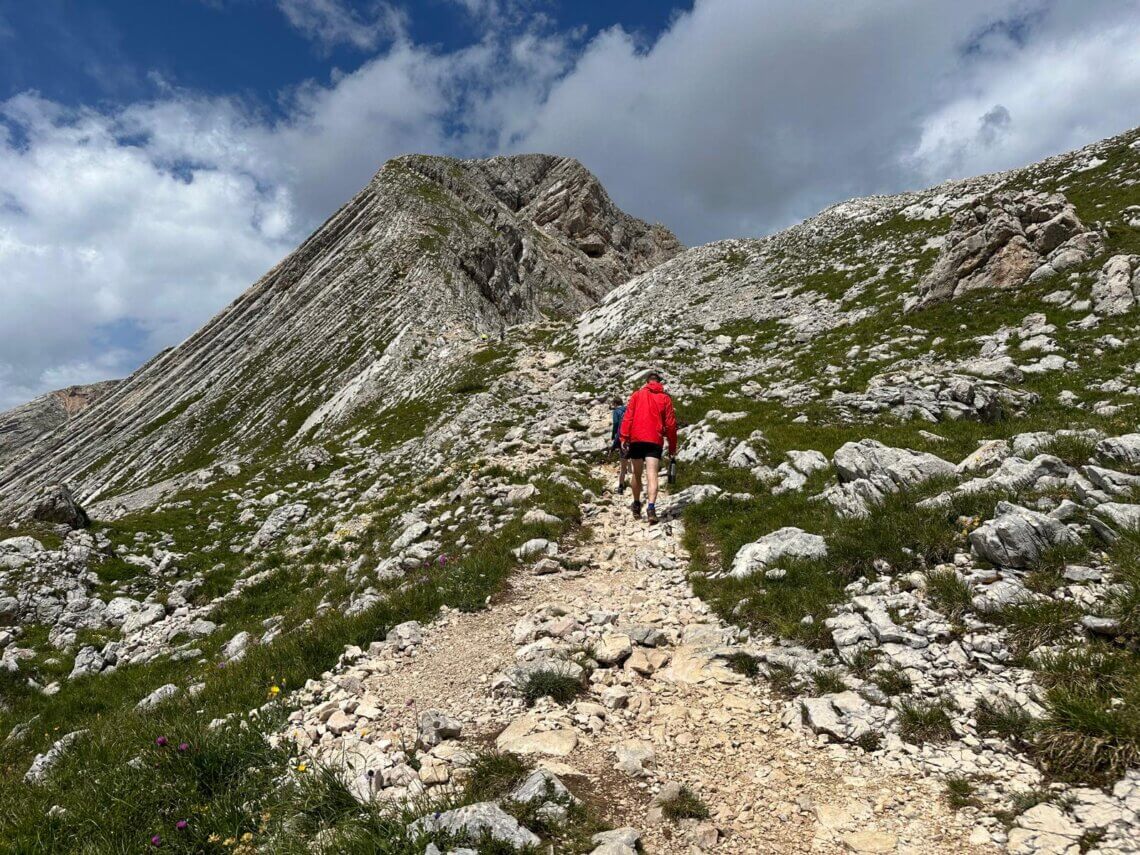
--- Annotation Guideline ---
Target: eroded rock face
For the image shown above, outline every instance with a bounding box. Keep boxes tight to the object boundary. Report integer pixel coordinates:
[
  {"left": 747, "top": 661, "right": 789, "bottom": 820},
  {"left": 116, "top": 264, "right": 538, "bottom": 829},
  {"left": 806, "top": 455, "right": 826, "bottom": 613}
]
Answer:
[{"left": 908, "top": 190, "right": 1099, "bottom": 310}]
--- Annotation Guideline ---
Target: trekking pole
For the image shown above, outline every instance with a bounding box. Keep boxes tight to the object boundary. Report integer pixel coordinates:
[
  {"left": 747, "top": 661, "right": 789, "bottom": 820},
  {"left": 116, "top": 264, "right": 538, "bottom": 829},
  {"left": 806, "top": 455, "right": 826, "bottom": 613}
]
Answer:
[{"left": 667, "top": 452, "right": 677, "bottom": 485}]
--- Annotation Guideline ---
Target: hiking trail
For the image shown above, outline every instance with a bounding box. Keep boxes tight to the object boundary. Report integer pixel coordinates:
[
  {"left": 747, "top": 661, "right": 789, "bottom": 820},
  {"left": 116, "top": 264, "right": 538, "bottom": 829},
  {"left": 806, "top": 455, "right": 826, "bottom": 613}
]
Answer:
[{"left": 284, "top": 438, "right": 992, "bottom": 854}]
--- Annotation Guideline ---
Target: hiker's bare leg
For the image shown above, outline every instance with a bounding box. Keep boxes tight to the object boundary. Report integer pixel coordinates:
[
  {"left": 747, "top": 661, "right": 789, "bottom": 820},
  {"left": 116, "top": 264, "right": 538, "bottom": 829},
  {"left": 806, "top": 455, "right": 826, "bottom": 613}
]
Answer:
[
  {"left": 631, "top": 459, "right": 644, "bottom": 502},
  {"left": 646, "top": 457, "right": 661, "bottom": 505}
]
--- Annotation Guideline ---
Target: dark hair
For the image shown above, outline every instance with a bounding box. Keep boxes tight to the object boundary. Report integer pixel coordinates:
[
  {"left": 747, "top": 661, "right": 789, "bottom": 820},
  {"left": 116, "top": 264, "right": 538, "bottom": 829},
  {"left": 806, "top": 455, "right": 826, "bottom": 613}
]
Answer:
[
  {"left": 611, "top": 397, "right": 623, "bottom": 408},
  {"left": 647, "top": 371, "right": 662, "bottom": 382}
]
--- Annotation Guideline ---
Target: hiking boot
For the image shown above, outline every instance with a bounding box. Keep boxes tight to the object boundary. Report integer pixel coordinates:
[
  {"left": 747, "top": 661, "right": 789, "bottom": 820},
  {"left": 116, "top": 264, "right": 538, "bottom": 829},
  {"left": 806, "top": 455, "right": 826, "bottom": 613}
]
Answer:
[
  {"left": 630, "top": 499, "right": 642, "bottom": 518},
  {"left": 647, "top": 505, "right": 658, "bottom": 525}
]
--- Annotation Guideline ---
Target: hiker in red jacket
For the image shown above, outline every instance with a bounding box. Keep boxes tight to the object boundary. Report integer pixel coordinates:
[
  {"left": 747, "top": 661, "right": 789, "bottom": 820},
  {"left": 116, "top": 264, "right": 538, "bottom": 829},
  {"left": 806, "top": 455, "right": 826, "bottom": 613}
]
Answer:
[{"left": 619, "top": 371, "right": 678, "bottom": 524}]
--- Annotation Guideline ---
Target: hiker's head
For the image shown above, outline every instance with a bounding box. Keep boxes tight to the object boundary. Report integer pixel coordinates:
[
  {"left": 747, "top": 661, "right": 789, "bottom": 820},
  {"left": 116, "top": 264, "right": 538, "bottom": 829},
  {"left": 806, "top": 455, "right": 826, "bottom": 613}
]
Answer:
[
  {"left": 647, "top": 371, "right": 663, "bottom": 384},
  {"left": 611, "top": 397, "right": 623, "bottom": 408}
]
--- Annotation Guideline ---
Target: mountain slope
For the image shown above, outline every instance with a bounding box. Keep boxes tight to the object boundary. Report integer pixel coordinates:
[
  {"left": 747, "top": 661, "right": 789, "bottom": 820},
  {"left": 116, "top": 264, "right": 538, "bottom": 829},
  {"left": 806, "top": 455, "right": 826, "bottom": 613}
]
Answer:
[
  {"left": 0, "top": 381, "right": 120, "bottom": 468},
  {"left": 0, "top": 154, "right": 678, "bottom": 514}
]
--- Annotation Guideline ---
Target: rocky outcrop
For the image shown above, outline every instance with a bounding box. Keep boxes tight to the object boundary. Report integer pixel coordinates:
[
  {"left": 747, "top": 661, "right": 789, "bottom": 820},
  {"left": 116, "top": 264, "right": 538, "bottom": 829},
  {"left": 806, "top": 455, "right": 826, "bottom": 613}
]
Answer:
[
  {"left": 0, "top": 381, "right": 119, "bottom": 468},
  {"left": 907, "top": 190, "right": 1100, "bottom": 310},
  {"left": 822, "top": 440, "right": 956, "bottom": 517},
  {"left": 968, "top": 501, "right": 1082, "bottom": 568},
  {"left": 729, "top": 527, "right": 827, "bottom": 579},
  {"left": 1091, "top": 254, "right": 1140, "bottom": 316},
  {"left": 27, "top": 484, "right": 89, "bottom": 530}
]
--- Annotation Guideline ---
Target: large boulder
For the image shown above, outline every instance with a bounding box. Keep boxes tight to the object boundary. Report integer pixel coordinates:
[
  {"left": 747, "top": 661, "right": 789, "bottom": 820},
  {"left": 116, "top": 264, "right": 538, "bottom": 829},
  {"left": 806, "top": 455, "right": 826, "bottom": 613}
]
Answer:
[
  {"left": 908, "top": 190, "right": 1097, "bottom": 310},
  {"left": 1090, "top": 254, "right": 1140, "bottom": 316},
  {"left": 969, "top": 502, "right": 1082, "bottom": 568},
  {"left": 1096, "top": 434, "right": 1140, "bottom": 469},
  {"left": 409, "top": 802, "right": 540, "bottom": 849},
  {"left": 730, "top": 527, "right": 827, "bottom": 579},
  {"left": 250, "top": 503, "right": 309, "bottom": 549},
  {"left": 675, "top": 424, "right": 727, "bottom": 463},
  {"left": 957, "top": 454, "right": 1070, "bottom": 496},
  {"left": 833, "top": 440, "right": 956, "bottom": 486},
  {"left": 27, "top": 484, "right": 89, "bottom": 530},
  {"left": 823, "top": 440, "right": 955, "bottom": 517}
]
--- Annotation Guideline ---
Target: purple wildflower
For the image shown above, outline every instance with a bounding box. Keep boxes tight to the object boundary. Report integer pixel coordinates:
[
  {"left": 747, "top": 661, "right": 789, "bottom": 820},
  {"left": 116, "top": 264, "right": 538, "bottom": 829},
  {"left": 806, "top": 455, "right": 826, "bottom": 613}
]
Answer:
[
  {"left": 150, "top": 834, "right": 162, "bottom": 846},
  {"left": 155, "top": 736, "right": 168, "bottom": 747},
  {"left": 178, "top": 742, "right": 190, "bottom": 752},
  {"left": 176, "top": 820, "right": 188, "bottom": 831}
]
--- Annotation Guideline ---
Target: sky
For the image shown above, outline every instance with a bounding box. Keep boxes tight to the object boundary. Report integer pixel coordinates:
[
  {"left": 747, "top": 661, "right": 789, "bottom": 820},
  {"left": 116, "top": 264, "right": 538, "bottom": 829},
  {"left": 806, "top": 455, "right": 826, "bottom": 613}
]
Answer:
[{"left": 1, "top": 0, "right": 1139, "bottom": 409}]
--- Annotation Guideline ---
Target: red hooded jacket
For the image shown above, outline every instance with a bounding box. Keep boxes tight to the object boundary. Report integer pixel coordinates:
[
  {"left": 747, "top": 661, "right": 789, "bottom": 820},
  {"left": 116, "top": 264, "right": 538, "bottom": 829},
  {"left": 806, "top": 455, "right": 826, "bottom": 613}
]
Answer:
[{"left": 619, "top": 381, "right": 678, "bottom": 454}]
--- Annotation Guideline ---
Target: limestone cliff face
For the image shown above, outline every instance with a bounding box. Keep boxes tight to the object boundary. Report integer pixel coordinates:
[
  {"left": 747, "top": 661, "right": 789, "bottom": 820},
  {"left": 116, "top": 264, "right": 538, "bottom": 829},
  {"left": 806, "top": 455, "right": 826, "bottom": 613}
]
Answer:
[
  {"left": 0, "top": 154, "right": 679, "bottom": 511},
  {"left": 0, "top": 382, "right": 120, "bottom": 469}
]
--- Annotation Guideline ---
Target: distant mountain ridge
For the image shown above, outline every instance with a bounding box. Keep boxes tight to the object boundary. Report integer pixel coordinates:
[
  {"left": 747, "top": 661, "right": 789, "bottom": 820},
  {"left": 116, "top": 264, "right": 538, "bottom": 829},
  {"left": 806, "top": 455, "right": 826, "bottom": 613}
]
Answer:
[
  {"left": 0, "top": 153, "right": 679, "bottom": 513},
  {"left": 0, "top": 381, "right": 120, "bottom": 469}
]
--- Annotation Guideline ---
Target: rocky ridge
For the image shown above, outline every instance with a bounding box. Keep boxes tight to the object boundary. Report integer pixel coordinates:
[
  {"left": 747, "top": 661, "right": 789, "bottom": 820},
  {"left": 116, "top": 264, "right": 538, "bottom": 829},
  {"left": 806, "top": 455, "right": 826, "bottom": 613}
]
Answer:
[{"left": 0, "top": 381, "right": 120, "bottom": 468}]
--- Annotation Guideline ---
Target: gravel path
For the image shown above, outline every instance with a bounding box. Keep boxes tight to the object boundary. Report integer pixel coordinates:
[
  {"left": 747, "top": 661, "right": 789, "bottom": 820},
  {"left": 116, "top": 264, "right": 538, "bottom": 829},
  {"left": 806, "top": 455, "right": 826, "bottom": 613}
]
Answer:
[{"left": 290, "top": 460, "right": 995, "bottom": 853}]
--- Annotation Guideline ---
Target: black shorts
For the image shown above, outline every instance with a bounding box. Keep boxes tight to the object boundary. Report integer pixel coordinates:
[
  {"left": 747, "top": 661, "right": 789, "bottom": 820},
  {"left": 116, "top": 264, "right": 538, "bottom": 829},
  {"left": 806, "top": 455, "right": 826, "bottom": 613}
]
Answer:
[{"left": 627, "top": 442, "right": 663, "bottom": 460}]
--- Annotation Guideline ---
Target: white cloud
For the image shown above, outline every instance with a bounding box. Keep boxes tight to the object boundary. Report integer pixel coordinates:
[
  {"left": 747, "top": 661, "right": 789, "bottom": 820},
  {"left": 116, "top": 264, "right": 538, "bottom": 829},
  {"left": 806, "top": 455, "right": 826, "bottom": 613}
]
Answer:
[
  {"left": 0, "top": 93, "right": 294, "bottom": 408},
  {"left": 277, "top": 0, "right": 407, "bottom": 51},
  {"left": 2, "top": 0, "right": 1140, "bottom": 409},
  {"left": 504, "top": 0, "right": 1140, "bottom": 240}
]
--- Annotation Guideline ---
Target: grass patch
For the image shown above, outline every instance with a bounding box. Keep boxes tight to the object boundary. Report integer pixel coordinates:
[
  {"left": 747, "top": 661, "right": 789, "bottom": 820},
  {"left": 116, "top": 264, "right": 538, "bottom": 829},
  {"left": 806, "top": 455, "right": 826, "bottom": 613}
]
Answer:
[
  {"left": 871, "top": 665, "right": 913, "bottom": 697},
  {"left": 811, "top": 670, "right": 849, "bottom": 695},
  {"left": 1029, "top": 646, "right": 1140, "bottom": 784},
  {"left": 925, "top": 569, "right": 973, "bottom": 622},
  {"left": 944, "top": 776, "right": 982, "bottom": 810},
  {"left": 898, "top": 698, "right": 957, "bottom": 745},
  {"left": 723, "top": 651, "right": 761, "bottom": 678},
  {"left": 517, "top": 668, "right": 585, "bottom": 706},
  {"left": 974, "top": 697, "right": 1035, "bottom": 742},
  {"left": 660, "top": 785, "right": 711, "bottom": 821},
  {"left": 987, "top": 599, "right": 1081, "bottom": 659},
  {"left": 466, "top": 752, "right": 531, "bottom": 802}
]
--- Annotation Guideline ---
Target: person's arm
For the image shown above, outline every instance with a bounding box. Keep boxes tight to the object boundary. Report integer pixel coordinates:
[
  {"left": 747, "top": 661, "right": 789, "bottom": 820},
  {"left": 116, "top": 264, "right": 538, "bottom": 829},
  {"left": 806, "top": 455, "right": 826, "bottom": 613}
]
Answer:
[
  {"left": 619, "top": 396, "right": 636, "bottom": 444},
  {"left": 664, "top": 397, "right": 678, "bottom": 455}
]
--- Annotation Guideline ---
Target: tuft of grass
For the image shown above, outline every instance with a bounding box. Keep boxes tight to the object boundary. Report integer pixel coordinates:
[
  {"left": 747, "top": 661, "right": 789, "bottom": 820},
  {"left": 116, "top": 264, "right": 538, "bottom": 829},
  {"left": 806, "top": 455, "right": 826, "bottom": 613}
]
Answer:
[
  {"left": 854, "top": 731, "right": 882, "bottom": 753},
  {"left": 945, "top": 777, "right": 982, "bottom": 810},
  {"left": 291, "top": 761, "right": 365, "bottom": 834},
  {"left": 724, "top": 651, "right": 761, "bottom": 678},
  {"left": 466, "top": 752, "right": 530, "bottom": 802},
  {"left": 898, "top": 698, "right": 957, "bottom": 745},
  {"left": 1039, "top": 434, "right": 1099, "bottom": 469},
  {"left": 811, "top": 670, "right": 849, "bottom": 695},
  {"left": 1028, "top": 647, "right": 1140, "bottom": 784},
  {"left": 871, "top": 665, "right": 913, "bottom": 697},
  {"left": 926, "top": 570, "right": 973, "bottom": 622},
  {"left": 974, "top": 697, "right": 1035, "bottom": 742},
  {"left": 517, "top": 668, "right": 585, "bottom": 706},
  {"left": 764, "top": 662, "right": 799, "bottom": 698},
  {"left": 660, "top": 785, "right": 711, "bottom": 821},
  {"left": 987, "top": 599, "right": 1081, "bottom": 659},
  {"left": 994, "top": 788, "right": 1058, "bottom": 827}
]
